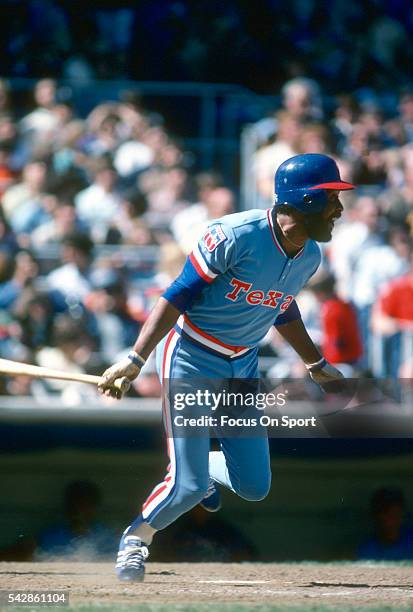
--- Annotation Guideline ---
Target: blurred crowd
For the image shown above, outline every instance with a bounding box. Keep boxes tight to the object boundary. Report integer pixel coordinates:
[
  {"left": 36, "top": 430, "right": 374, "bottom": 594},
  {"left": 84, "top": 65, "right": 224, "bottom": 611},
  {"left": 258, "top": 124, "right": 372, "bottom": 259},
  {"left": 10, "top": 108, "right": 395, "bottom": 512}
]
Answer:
[
  {"left": 253, "top": 77, "right": 413, "bottom": 385},
  {"left": 0, "top": 77, "right": 236, "bottom": 401},
  {"left": 1, "top": 72, "right": 413, "bottom": 400}
]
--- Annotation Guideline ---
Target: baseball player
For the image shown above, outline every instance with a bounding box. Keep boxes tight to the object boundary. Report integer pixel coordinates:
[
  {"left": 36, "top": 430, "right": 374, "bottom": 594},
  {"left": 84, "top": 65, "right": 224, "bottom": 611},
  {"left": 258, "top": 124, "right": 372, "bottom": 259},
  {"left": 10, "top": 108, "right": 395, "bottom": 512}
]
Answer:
[{"left": 98, "top": 153, "right": 355, "bottom": 581}]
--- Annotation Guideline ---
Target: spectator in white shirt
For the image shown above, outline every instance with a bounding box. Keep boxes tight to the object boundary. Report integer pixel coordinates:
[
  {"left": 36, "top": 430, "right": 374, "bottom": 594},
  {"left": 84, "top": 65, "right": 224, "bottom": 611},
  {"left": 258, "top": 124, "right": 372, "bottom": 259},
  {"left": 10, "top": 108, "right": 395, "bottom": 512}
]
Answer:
[
  {"left": 19, "top": 79, "right": 59, "bottom": 141},
  {"left": 2, "top": 160, "right": 47, "bottom": 225},
  {"left": 47, "top": 232, "right": 94, "bottom": 302},
  {"left": 172, "top": 186, "right": 235, "bottom": 254},
  {"left": 329, "top": 194, "right": 385, "bottom": 301},
  {"left": 114, "top": 119, "right": 154, "bottom": 178},
  {"left": 352, "top": 226, "right": 411, "bottom": 312},
  {"left": 253, "top": 111, "right": 301, "bottom": 206},
  {"left": 75, "top": 157, "right": 121, "bottom": 243},
  {"left": 281, "top": 77, "right": 323, "bottom": 122}
]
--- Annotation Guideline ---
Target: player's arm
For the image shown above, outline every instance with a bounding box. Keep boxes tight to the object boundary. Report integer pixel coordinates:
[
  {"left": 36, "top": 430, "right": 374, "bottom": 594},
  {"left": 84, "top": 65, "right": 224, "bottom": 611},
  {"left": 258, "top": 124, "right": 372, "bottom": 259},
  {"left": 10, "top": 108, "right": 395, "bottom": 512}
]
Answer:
[
  {"left": 274, "top": 302, "right": 344, "bottom": 386},
  {"left": 275, "top": 315, "right": 322, "bottom": 364},
  {"left": 98, "top": 297, "right": 181, "bottom": 398},
  {"left": 98, "top": 259, "right": 209, "bottom": 398},
  {"left": 131, "top": 249, "right": 215, "bottom": 362},
  {"left": 128, "top": 247, "right": 218, "bottom": 360},
  {"left": 99, "top": 223, "right": 235, "bottom": 398},
  {"left": 133, "top": 297, "right": 181, "bottom": 359},
  {"left": 98, "top": 238, "right": 225, "bottom": 398}
]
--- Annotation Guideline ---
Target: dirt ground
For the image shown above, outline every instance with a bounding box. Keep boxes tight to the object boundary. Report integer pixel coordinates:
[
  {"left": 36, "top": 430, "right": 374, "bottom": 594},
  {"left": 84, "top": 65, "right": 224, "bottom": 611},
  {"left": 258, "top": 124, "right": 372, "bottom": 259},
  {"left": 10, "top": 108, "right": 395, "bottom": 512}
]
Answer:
[{"left": 1, "top": 562, "right": 413, "bottom": 609}]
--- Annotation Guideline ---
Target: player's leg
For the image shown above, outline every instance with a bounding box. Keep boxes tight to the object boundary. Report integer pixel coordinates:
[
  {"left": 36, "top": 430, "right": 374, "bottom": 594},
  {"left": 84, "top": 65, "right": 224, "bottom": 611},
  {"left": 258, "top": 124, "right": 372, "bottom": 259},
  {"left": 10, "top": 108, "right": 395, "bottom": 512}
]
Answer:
[
  {"left": 137, "top": 332, "right": 231, "bottom": 530},
  {"left": 207, "top": 349, "right": 271, "bottom": 503},
  {"left": 209, "top": 435, "right": 271, "bottom": 501},
  {"left": 117, "top": 330, "right": 218, "bottom": 581},
  {"left": 117, "top": 429, "right": 211, "bottom": 580}
]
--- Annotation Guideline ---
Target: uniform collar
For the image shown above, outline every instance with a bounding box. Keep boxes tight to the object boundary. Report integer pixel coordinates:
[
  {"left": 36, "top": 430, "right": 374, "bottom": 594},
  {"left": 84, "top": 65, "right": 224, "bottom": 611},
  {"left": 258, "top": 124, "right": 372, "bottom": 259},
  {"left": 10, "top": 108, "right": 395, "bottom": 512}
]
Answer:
[{"left": 266, "top": 208, "right": 304, "bottom": 259}]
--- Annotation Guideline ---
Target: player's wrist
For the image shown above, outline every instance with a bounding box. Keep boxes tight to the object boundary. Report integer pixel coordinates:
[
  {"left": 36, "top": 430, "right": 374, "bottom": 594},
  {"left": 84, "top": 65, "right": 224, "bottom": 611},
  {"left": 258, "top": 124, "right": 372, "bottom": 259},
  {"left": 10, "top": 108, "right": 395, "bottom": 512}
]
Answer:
[
  {"left": 305, "top": 357, "right": 326, "bottom": 372},
  {"left": 127, "top": 351, "right": 146, "bottom": 368}
]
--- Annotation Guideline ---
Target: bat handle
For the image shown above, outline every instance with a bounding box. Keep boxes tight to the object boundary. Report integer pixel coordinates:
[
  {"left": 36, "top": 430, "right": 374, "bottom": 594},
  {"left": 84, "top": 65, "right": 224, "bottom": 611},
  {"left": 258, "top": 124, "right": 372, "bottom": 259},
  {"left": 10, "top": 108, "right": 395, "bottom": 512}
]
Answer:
[{"left": 112, "top": 376, "right": 131, "bottom": 393}]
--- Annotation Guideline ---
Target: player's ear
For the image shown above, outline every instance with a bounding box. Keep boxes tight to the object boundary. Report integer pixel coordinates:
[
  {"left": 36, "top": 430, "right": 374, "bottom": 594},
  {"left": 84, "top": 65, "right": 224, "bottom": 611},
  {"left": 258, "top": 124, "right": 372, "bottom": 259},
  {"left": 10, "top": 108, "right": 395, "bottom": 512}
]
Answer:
[
  {"left": 274, "top": 204, "right": 296, "bottom": 218},
  {"left": 278, "top": 205, "right": 305, "bottom": 223}
]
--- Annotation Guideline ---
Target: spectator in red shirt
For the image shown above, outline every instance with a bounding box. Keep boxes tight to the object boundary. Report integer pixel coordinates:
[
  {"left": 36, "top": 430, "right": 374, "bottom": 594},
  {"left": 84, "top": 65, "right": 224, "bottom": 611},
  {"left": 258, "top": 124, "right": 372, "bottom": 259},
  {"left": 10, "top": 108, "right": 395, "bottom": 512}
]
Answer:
[
  {"left": 372, "top": 249, "right": 413, "bottom": 378},
  {"left": 310, "top": 271, "right": 363, "bottom": 366},
  {"left": 373, "top": 257, "right": 413, "bottom": 336}
]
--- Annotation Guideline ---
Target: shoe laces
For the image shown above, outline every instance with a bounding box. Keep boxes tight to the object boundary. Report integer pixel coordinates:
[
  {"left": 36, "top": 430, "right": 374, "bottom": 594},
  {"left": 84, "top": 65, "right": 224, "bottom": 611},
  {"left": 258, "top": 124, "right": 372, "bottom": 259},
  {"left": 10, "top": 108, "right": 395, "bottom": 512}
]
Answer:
[
  {"left": 121, "top": 536, "right": 149, "bottom": 566},
  {"left": 204, "top": 478, "right": 216, "bottom": 499}
]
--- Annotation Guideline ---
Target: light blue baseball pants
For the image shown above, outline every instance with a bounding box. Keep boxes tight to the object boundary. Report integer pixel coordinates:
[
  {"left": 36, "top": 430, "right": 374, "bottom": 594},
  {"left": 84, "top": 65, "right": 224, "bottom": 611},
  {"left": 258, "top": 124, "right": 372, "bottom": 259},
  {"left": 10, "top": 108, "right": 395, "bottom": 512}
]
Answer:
[{"left": 132, "top": 326, "right": 271, "bottom": 531}]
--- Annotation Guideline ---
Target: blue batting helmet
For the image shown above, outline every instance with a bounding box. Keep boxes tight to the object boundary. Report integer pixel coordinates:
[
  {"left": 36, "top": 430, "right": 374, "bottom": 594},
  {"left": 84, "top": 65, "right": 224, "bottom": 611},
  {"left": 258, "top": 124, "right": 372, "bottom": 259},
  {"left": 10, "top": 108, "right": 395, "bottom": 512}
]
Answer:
[{"left": 274, "top": 153, "right": 355, "bottom": 213}]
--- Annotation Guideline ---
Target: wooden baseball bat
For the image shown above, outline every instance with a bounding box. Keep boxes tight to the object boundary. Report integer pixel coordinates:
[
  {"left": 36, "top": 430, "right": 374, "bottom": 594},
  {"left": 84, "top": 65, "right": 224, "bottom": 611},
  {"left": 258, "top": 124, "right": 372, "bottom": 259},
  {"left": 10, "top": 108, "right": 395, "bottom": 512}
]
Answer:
[{"left": 0, "top": 358, "right": 129, "bottom": 392}]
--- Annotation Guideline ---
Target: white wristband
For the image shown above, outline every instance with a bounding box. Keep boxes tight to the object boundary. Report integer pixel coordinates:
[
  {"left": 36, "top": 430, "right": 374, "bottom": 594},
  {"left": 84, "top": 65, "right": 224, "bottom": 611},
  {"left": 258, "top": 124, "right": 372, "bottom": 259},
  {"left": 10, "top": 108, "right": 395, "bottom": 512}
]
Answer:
[{"left": 305, "top": 357, "right": 326, "bottom": 371}]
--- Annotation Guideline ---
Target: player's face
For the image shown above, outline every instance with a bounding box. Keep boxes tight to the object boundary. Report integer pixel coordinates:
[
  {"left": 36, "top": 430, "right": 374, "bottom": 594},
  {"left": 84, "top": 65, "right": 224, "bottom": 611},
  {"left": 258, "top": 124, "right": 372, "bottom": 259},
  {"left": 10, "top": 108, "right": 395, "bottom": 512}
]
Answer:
[{"left": 304, "top": 191, "right": 343, "bottom": 242}]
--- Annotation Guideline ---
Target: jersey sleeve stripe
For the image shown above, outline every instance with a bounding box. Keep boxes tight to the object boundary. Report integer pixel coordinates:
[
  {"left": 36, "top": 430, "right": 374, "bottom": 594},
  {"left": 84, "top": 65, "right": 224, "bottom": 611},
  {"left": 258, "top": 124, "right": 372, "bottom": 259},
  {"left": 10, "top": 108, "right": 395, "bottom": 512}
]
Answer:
[
  {"left": 193, "top": 244, "right": 220, "bottom": 276},
  {"left": 189, "top": 252, "right": 215, "bottom": 283}
]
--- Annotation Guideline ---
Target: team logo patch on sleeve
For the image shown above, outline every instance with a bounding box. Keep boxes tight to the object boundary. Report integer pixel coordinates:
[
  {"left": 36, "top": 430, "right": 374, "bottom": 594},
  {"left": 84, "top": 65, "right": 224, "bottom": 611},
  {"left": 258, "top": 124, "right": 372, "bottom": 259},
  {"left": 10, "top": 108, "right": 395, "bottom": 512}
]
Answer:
[{"left": 203, "top": 225, "right": 227, "bottom": 252}]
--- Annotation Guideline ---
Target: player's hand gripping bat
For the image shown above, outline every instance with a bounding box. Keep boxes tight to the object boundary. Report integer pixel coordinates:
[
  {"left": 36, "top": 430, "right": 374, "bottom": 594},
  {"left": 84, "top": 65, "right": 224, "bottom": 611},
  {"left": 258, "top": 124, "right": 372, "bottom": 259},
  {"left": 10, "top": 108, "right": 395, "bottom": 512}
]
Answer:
[{"left": 98, "top": 353, "right": 143, "bottom": 399}]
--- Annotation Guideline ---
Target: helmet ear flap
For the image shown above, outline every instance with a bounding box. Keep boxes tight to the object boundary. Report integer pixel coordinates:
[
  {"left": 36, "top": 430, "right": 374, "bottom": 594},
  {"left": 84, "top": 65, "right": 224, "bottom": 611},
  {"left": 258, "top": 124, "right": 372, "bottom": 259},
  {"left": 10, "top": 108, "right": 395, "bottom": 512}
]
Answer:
[{"left": 302, "top": 189, "right": 328, "bottom": 213}]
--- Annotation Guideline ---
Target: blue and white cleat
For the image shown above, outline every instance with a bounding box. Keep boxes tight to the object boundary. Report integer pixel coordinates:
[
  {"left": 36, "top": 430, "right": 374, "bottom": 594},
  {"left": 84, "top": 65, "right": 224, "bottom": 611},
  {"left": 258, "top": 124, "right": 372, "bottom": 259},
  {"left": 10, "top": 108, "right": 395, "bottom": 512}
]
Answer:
[
  {"left": 116, "top": 530, "right": 149, "bottom": 582},
  {"left": 199, "top": 478, "right": 221, "bottom": 512}
]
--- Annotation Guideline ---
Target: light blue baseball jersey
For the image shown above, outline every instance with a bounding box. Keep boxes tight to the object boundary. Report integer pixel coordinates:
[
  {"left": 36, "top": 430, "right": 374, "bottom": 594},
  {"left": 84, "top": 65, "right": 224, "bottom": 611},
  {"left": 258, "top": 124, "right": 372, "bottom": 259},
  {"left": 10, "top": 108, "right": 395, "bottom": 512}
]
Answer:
[{"left": 164, "top": 208, "right": 321, "bottom": 354}]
